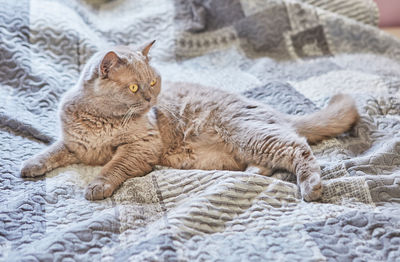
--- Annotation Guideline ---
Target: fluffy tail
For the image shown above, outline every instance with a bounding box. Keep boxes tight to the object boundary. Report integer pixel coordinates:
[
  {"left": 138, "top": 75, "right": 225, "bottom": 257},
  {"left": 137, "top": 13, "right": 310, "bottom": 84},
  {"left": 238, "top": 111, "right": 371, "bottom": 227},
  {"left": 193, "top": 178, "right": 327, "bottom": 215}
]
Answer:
[{"left": 289, "top": 94, "right": 359, "bottom": 144}]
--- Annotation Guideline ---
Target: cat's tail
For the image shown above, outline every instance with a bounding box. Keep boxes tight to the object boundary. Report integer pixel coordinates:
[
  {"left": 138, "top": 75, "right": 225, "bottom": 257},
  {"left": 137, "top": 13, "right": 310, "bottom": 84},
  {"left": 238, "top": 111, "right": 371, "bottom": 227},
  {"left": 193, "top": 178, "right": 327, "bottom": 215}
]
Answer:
[{"left": 289, "top": 94, "right": 359, "bottom": 144}]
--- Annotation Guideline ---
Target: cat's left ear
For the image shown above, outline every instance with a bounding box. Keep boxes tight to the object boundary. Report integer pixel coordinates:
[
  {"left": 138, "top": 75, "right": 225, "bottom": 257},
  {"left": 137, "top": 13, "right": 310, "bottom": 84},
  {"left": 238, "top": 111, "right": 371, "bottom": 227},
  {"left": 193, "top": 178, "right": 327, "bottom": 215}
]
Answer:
[
  {"left": 141, "top": 40, "right": 156, "bottom": 61},
  {"left": 100, "top": 51, "right": 121, "bottom": 78}
]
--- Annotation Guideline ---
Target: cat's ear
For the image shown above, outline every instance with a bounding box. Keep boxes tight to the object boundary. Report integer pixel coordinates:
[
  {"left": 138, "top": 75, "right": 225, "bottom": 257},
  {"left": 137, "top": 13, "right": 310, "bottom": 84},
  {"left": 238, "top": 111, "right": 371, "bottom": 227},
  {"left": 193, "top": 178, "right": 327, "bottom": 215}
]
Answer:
[
  {"left": 141, "top": 40, "right": 156, "bottom": 60},
  {"left": 100, "top": 51, "right": 121, "bottom": 78}
]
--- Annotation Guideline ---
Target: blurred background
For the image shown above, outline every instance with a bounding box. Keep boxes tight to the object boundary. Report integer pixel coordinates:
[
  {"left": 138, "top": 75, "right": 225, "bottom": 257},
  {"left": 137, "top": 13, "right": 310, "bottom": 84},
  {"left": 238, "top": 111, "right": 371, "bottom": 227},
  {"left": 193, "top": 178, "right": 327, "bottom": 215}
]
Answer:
[{"left": 374, "top": 0, "right": 400, "bottom": 38}]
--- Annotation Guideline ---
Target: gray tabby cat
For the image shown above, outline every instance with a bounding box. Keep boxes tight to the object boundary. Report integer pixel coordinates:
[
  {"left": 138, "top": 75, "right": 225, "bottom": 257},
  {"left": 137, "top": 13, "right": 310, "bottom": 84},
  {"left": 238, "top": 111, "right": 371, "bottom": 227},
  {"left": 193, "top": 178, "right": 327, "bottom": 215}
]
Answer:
[{"left": 21, "top": 41, "right": 359, "bottom": 201}]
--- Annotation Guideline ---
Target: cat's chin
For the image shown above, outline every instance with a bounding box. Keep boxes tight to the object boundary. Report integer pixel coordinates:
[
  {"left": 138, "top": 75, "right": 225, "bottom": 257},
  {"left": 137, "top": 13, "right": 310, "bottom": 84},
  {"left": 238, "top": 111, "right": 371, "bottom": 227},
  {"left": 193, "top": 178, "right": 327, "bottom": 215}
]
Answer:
[
  {"left": 142, "top": 101, "right": 157, "bottom": 112},
  {"left": 126, "top": 104, "right": 153, "bottom": 117}
]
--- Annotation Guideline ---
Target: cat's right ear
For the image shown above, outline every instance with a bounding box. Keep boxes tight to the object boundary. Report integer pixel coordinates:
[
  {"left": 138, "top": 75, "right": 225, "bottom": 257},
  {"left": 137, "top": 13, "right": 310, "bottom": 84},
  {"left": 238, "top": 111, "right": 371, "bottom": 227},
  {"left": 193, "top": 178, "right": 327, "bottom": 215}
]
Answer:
[{"left": 100, "top": 51, "right": 121, "bottom": 78}]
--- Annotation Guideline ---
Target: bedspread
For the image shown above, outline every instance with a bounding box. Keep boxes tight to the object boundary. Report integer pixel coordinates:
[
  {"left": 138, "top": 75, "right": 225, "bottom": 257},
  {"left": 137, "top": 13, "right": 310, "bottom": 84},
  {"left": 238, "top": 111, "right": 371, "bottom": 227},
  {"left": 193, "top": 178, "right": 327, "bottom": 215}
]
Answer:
[{"left": 1, "top": 0, "right": 400, "bottom": 261}]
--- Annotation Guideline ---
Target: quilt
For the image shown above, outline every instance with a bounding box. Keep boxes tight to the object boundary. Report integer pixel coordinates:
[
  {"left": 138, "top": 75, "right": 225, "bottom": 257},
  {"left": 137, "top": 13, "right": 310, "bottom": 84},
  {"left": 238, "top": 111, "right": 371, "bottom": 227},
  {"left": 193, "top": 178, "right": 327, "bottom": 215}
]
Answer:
[{"left": 1, "top": 0, "right": 400, "bottom": 261}]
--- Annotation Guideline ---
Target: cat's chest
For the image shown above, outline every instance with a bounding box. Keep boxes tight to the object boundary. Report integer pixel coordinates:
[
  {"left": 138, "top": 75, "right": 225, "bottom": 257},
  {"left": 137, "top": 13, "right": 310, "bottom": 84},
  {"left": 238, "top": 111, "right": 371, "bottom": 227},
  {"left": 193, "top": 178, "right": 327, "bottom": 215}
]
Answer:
[
  {"left": 64, "top": 118, "right": 133, "bottom": 165},
  {"left": 66, "top": 127, "right": 120, "bottom": 165},
  {"left": 64, "top": 113, "right": 157, "bottom": 165}
]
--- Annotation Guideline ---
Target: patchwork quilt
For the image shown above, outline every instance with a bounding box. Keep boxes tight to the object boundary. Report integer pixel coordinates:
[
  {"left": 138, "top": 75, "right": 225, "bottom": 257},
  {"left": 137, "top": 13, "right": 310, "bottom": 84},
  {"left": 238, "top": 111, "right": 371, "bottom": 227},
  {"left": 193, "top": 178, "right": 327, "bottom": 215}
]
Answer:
[{"left": 1, "top": 0, "right": 400, "bottom": 261}]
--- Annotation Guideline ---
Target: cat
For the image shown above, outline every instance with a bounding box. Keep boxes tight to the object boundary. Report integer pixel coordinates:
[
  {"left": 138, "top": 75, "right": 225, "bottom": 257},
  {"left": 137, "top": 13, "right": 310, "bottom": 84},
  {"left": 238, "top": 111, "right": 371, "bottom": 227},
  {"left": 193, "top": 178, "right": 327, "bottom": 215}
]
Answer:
[{"left": 20, "top": 41, "right": 359, "bottom": 201}]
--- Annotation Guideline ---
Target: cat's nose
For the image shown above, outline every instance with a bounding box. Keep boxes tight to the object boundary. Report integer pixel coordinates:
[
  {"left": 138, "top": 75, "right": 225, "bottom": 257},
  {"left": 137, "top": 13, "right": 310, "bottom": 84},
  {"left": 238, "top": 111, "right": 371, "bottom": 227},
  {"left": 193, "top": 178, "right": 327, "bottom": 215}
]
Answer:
[
  {"left": 141, "top": 89, "right": 152, "bottom": 102},
  {"left": 143, "top": 94, "right": 151, "bottom": 102}
]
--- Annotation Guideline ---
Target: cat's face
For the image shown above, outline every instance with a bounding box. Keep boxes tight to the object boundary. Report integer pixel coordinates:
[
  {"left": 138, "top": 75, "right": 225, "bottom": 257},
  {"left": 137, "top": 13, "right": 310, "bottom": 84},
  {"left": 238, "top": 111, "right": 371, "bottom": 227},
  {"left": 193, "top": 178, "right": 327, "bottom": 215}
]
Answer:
[{"left": 94, "top": 41, "right": 161, "bottom": 117}]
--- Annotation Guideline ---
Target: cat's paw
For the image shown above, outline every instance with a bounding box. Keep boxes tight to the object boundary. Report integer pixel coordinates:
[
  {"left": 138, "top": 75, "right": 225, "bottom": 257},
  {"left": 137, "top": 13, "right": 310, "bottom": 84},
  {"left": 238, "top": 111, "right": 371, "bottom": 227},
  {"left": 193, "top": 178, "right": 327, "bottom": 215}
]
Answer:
[
  {"left": 300, "top": 172, "right": 322, "bottom": 202},
  {"left": 20, "top": 158, "right": 47, "bottom": 178},
  {"left": 85, "top": 177, "right": 116, "bottom": 200}
]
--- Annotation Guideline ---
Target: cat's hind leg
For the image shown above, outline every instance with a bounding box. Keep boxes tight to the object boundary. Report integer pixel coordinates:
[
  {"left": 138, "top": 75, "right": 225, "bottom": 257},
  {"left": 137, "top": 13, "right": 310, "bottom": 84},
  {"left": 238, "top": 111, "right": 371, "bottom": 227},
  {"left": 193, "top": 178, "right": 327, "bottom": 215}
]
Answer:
[
  {"left": 273, "top": 141, "right": 322, "bottom": 201},
  {"left": 226, "top": 124, "right": 322, "bottom": 201}
]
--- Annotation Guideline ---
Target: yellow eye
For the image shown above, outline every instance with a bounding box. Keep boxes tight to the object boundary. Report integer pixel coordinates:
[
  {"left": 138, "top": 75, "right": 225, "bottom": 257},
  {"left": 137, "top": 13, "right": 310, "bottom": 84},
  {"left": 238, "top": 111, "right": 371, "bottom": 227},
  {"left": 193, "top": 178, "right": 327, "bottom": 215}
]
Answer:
[
  {"left": 129, "top": 84, "right": 139, "bottom": 93},
  {"left": 150, "top": 79, "right": 157, "bottom": 87}
]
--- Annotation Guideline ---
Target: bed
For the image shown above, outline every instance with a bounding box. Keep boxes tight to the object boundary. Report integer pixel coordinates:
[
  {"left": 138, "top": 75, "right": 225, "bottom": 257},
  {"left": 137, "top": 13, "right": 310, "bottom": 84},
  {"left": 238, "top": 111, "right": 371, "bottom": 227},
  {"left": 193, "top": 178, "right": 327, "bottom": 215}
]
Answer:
[{"left": 1, "top": 0, "right": 400, "bottom": 261}]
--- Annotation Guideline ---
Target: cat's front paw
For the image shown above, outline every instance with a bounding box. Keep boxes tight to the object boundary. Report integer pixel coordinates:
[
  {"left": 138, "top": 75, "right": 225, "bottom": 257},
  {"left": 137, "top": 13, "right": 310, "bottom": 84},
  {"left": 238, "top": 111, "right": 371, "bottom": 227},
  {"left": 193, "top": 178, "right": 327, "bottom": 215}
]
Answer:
[
  {"left": 85, "top": 177, "right": 116, "bottom": 200},
  {"left": 20, "top": 158, "right": 47, "bottom": 178},
  {"left": 300, "top": 172, "right": 322, "bottom": 202}
]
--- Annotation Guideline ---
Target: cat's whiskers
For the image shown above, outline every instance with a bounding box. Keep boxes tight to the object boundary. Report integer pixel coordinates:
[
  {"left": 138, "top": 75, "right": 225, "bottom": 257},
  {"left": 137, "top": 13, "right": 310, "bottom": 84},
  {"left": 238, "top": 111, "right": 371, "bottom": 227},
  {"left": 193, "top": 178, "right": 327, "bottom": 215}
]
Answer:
[
  {"left": 122, "top": 107, "right": 133, "bottom": 126},
  {"left": 123, "top": 108, "right": 136, "bottom": 126},
  {"left": 122, "top": 104, "right": 139, "bottom": 126}
]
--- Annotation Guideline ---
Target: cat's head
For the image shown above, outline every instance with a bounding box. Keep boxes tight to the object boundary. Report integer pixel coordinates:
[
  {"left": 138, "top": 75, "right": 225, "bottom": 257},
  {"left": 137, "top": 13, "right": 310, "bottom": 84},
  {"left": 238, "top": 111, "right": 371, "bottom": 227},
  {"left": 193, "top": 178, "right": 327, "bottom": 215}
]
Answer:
[{"left": 84, "top": 41, "right": 161, "bottom": 117}]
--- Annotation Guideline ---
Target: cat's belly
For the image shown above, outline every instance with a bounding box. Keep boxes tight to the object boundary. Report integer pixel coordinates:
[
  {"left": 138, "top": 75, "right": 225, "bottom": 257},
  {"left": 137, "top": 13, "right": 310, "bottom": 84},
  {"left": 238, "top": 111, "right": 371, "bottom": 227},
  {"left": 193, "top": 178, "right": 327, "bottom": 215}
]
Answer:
[{"left": 160, "top": 140, "right": 246, "bottom": 171}]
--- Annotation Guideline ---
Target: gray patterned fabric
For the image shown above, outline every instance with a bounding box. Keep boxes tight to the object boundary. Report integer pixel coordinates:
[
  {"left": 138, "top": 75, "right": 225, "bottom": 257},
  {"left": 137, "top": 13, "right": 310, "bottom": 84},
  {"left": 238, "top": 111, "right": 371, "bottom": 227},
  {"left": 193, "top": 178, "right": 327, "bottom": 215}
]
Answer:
[{"left": 1, "top": 0, "right": 400, "bottom": 261}]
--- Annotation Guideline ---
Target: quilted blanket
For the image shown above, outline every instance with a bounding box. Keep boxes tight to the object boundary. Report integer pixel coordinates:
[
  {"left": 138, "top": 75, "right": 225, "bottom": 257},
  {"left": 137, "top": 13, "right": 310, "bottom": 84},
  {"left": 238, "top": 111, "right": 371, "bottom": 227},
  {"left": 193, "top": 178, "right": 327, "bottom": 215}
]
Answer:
[{"left": 1, "top": 0, "right": 400, "bottom": 261}]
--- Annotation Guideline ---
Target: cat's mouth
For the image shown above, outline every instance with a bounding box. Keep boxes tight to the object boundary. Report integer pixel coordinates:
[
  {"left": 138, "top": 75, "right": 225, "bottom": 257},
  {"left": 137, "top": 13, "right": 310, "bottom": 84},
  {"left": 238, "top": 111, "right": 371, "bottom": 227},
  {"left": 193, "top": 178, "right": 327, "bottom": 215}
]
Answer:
[
  {"left": 122, "top": 102, "right": 141, "bottom": 117},
  {"left": 121, "top": 101, "right": 154, "bottom": 124}
]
